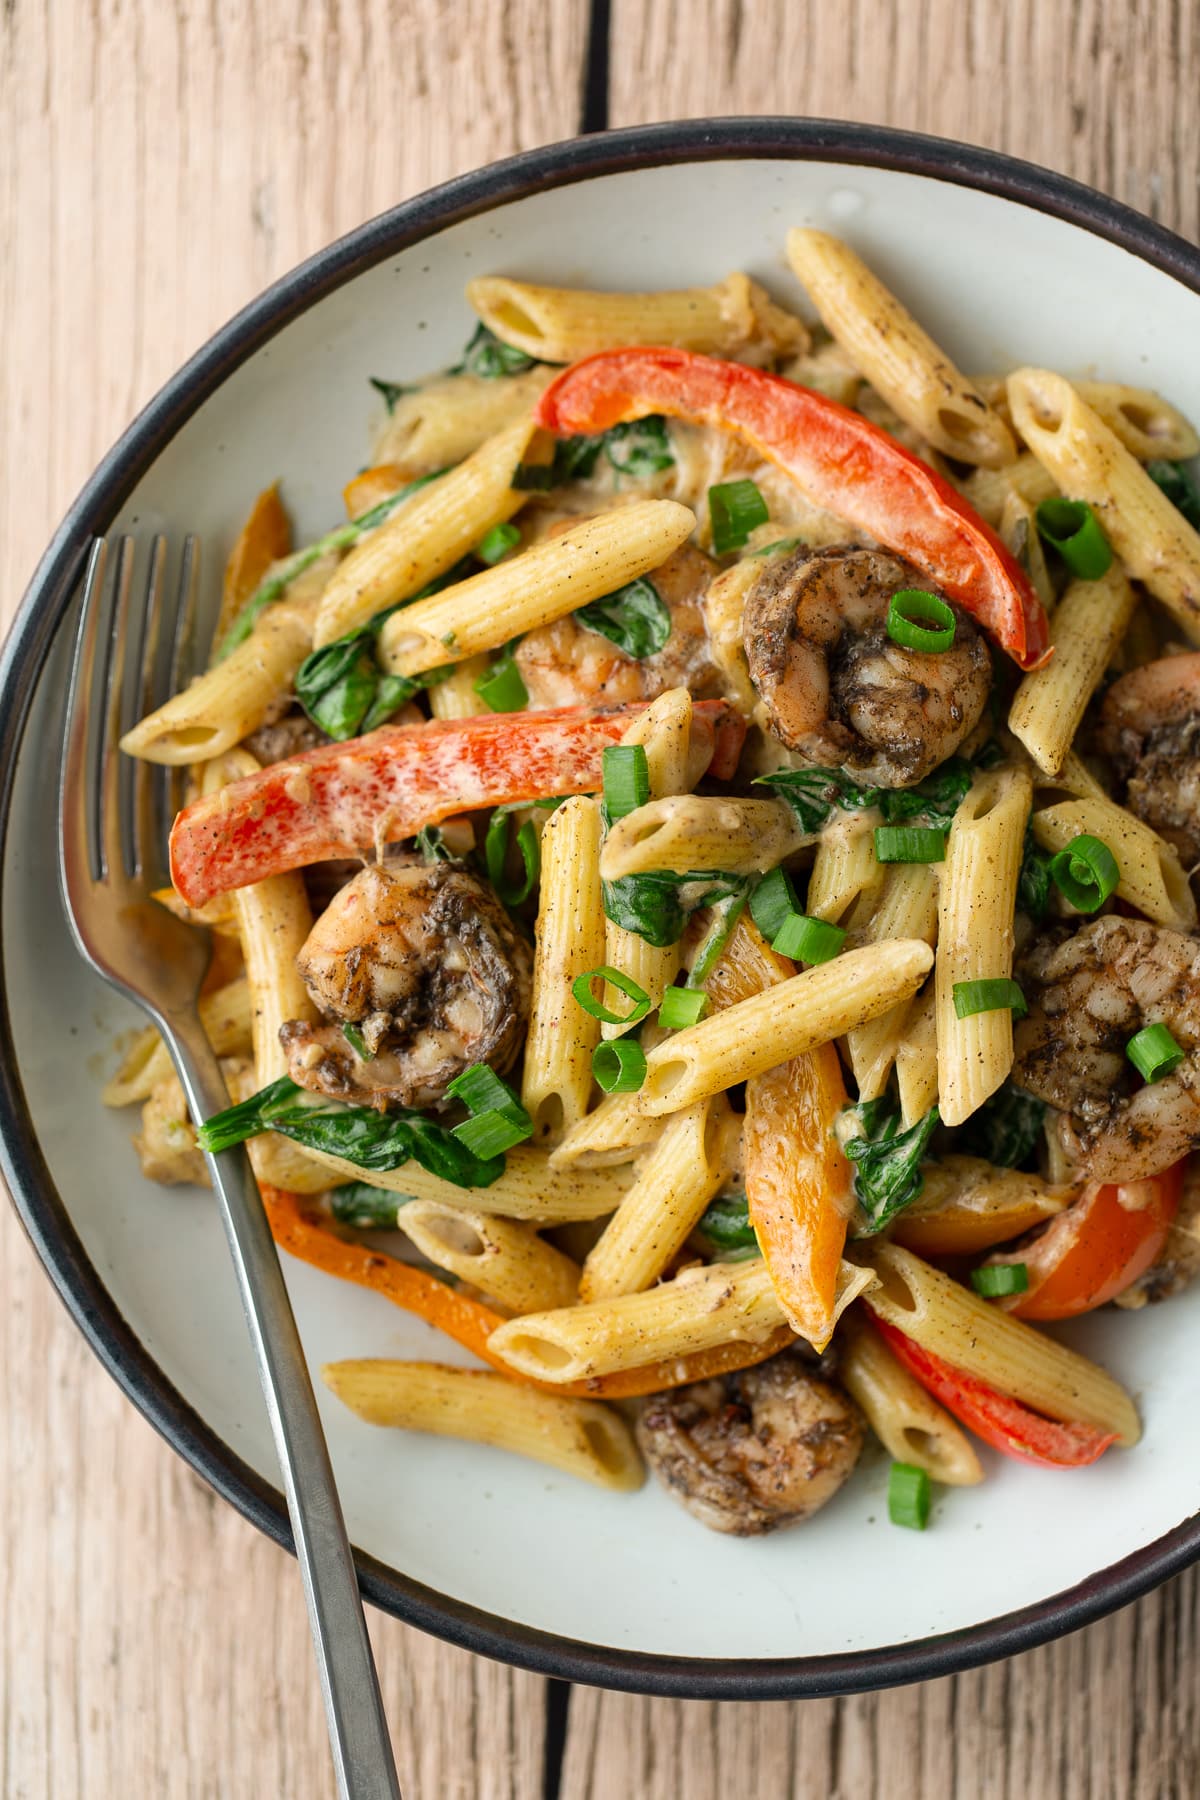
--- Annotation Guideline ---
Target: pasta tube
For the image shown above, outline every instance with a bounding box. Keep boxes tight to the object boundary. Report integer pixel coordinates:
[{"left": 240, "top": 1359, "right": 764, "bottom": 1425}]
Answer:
[
  {"left": 806, "top": 813, "right": 883, "bottom": 924},
  {"left": 1007, "top": 368, "right": 1200, "bottom": 643},
  {"left": 429, "top": 656, "right": 489, "bottom": 720},
  {"left": 895, "top": 986, "right": 938, "bottom": 1128},
  {"left": 838, "top": 1310, "right": 983, "bottom": 1486},
  {"left": 378, "top": 500, "right": 695, "bottom": 677},
  {"left": 521, "top": 797, "right": 607, "bottom": 1140},
  {"left": 959, "top": 453, "right": 1057, "bottom": 529},
  {"left": 786, "top": 228, "right": 1016, "bottom": 468},
  {"left": 104, "top": 976, "right": 252, "bottom": 1107},
  {"left": 599, "top": 795, "right": 809, "bottom": 880},
  {"left": 313, "top": 413, "right": 542, "bottom": 646},
  {"left": 859, "top": 1242, "right": 1140, "bottom": 1445},
  {"left": 547, "top": 1087, "right": 663, "bottom": 1170},
  {"left": 702, "top": 558, "right": 761, "bottom": 716},
  {"left": 892, "top": 1156, "right": 1071, "bottom": 1255},
  {"left": 935, "top": 768, "right": 1031, "bottom": 1127},
  {"left": 578, "top": 1098, "right": 735, "bottom": 1302},
  {"left": 287, "top": 1143, "right": 637, "bottom": 1223},
  {"left": 395, "top": 1201, "right": 580, "bottom": 1314},
  {"left": 465, "top": 272, "right": 806, "bottom": 364},
  {"left": 322, "top": 1362, "right": 643, "bottom": 1492},
  {"left": 844, "top": 863, "right": 939, "bottom": 1101},
  {"left": 373, "top": 366, "right": 555, "bottom": 473},
  {"left": 1071, "top": 380, "right": 1200, "bottom": 462},
  {"left": 639, "top": 938, "right": 934, "bottom": 1116},
  {"left": 1008, "top": 565, "right": 1136, "bottom": 774},
  {"left": 1031, "top": 796, "right": 1196, "bottom": 930}
]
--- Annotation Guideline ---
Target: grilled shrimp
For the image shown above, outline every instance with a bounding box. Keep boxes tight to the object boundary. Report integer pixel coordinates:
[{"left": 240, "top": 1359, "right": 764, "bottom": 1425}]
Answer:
[
  {"left": 742, "top": 545, "right": 991, "bottom": 786},
  {"left": 635, "top": 1349, "right": 864, "bottom": 1536},
  {"left": 280, "top": 859, "right": 532, "bottom": 1110},
  {"left": 514, "top": 543, "right": 722, "bottom": 708},
  {"left": 1014, "top": 916, "right": 1200, "bottom": 1181},
  {"left": 1097, "top": 651, "right": 1200, "bottom": 866}
]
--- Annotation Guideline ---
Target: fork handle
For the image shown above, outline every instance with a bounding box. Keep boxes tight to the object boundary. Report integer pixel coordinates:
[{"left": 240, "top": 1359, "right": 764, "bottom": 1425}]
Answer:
[{"left": 169, "top": 1022, "right": 402, "bottom": 1800}]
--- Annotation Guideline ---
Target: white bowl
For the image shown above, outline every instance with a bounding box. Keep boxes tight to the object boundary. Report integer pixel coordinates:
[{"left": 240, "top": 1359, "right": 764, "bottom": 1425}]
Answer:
[{"left": 5, "top": 119, "right": 1200, "bottom": 1697}]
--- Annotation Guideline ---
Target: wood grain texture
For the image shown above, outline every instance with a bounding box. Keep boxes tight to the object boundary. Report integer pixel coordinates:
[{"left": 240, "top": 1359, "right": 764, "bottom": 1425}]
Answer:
[
  {"left": 556, "top": 6, "right": 1200, "bottom": 1797},
  {"left": 0, "top": 1, "right": 589, "bottom": 1795}
]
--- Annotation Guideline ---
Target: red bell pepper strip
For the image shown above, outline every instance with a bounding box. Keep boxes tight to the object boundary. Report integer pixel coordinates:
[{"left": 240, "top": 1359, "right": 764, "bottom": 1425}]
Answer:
[
  {"left": 536, "top": 350, "right": 1051, "bottom": 670},
  {"left": 869, "top": 1315, "right": 1117, "bottom": 1468},
  {"left": 991, "top": 1160, "right": 1183, "bottom": 1322},
  {"left": 169, "top": 698, "right": 745, "bottom": 907}
]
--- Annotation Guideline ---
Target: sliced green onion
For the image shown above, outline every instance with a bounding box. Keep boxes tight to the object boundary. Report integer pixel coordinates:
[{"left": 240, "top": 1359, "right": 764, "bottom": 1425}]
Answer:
[
  {"left": 1126, "top": 1022, "right": 1185, "bottom": 1082},
  {"left": 445, "top": 1064, "right": 520, "bottom": 1117},
  {"left": 748, "top": 866, "right": 800, "bottom": 942},
  {"left": 708, "top": 478, "right": 769, "bottom": 555},
  {"left": 887, "top": 1462, "right": 932, "bottom": 1531},
  {"left": 886, "top": 588, "right": 956, "bottom": 653},
  {"left": 474, "top": 653, "right": 528, "bottom": 714},
  {"left": 688, "top": 888, "right": 749, "bottom": 987},
  {"left": 658, "top": 986, "right": 710, "bottom": 1030},
  {"left": 1048, "top": 833, "right": 1119, "bottom": 912},
  {"left": 571, "top": 966, "right": 652, "bottom": 1026},
  {"left": 592, "top": 1038, "right": 648, "bottom": 1093},
  {"left": 476, "top": 521, "right": 521, "bottom": 565},
  {"left": 602, "top": 743, "right": 650, "bottom": 820},
  {"left": 874, "top": 825, "right": 946, "bottom": 864},
  {"left": 484, "top": 810, "right": 540, "bottom": 907},
  {"left": 1035, "top": 498, "right": 1113, "bottom": 579},
  {"left": 772, "top": 913, "right": 846, "bottom": 965},
  {"left": 341, "top": 1022, "right": 373, "bottom": 1061},
  {"left": 952, "top": 978, "right": 1027, "bottom": 1020},
  {"left": 451, "top": 1107, "right": 533, "bottom": 1159},
  {"left": 971, "top": 1262, "right": 1029, "bottom": 1298}
]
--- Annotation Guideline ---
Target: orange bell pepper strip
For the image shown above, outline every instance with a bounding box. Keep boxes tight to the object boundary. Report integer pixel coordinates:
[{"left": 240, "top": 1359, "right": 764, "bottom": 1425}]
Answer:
[
  {"left": 215, "top": 484, "right": 291, "bottom": 646},
  {"left": 986, "top": 1160, "right": 1183, "bottom": 1322},
  {"left": 744, "top": 1042, "right": 854, "bottom": 1353},
  {"left": 870, "top": 1315, "right": 1117, "bottom": 1468},
  {"left": 536, "top": 349, "right": 1051, "bottom": 670},
  {"left": 169, "top": 698, "right": 745, "bottom": 907},
  {"left": 260, "top": 1185, "right": 793, "bottom": 1399},
  {"left": 343, "top": 463, "right": 408, "bottom": 518}
]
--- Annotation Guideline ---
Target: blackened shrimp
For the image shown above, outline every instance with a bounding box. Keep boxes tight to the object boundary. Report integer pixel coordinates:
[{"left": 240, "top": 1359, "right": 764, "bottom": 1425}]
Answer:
[
  {"left": 280, "top": 860, "right": 532, "bottom": 1110},
  {"left": 1014, "top": 915, "right": 1200, "bottom": 1181},
  {"left": 742, "top": 545, "right": 991, "bottom": 786},
  {"left": 1097, "top": 650, "right": 1200, "bottom": 866},
  {"left": 514, "top": 542, "right": 722, "bottom": 708},
  {"left": 635, "top": 1349, "right": 864, "bottom": 1536}
]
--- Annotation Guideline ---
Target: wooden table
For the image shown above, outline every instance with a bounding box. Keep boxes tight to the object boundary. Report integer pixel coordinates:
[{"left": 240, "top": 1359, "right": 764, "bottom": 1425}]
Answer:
[{"left": 3, "top": 2, "right": 1199, "bottom": 1794}]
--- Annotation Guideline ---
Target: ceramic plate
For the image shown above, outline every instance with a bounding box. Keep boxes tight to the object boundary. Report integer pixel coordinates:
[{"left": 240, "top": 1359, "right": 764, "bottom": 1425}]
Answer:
[{"left": 5, "top": 120, "right": 1200, "bottom": 1698}]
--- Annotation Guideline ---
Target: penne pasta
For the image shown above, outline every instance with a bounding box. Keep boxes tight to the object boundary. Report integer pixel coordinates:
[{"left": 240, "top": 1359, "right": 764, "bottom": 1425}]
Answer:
[
  {"left": 844, "top": 863, "right": 939, "bottom": 1101},
  {"left": 838, "top": 1310, "right": 983, "bottom": 1486},
  {"left": 639, "top": 938, "right": 934, "bottom": 1117},
  {"left": 891, "top": 1155, "right": 1072, "bottom": 1256},
  {"left": 289, "top": 1143, "right": 638, "bottom": 1222},
  {"left": 395, "top": 1200, "right": 580, "bottom": 1314},
  {"left": 1007, "top": 368, "right": 1200, "bottom": 643},
  {"left": 935, "top": 767, "right": 1032, "bottom": 1127},
  {"left": 859, "top": 1242, "right": 1140, "bottom": 1446},
  {"left": 547, "top": 1085, "right": 664, "bottom": 1170},
  {"left": 895, "top": 985, "right": 938, "bottom": 1128},
  {"left": 579, "top": 1098, "right": 735, "bottom": 1302},
  {"left": 1008, "top": 564, "right": 1136, "bottom": 775},
  {"left": 999, "top": 489, "right": 1056, "bottom": 615},
  {"left": 806, "top": 812, "right": 884, "bottom": 924},
  {"left": 103, "top": 975, "right": 252, "bottom": 1108},
  {"left": 786, "top": 229, "right": 1016, "bottom": 467},
  {"left": 373, "top": 366, "right": 555, "bottom": 474},
  {"left": 428, "top": 655, "right": 489, "bottom": 719},
  {"left": 465, "top": 272, "right": 806, "bottom": 364},
  {"left": 958, "top": 453, "right": 1057, "bottom": 529},
  {"left": 1069, "top": 380, "right": 1200, "bottom": 463},
  {"left": 323, "top": 1361, "right": 644, "bottom": 1491},
  {"left": 1031, "top": 795, "right": 1196, "bottom": 930},
  {"left": 703, "top": 557, "right": 767, "bottom": 717},
  {"left": 521, "top": 797, "right": 607, "bottom": 1140},
  {"left": 378, "top": 500, "right": 696, "bottom": 677},
  {"left": 599, "top": 795, "right": 809, "bottom": 880},
  {"left": 314, "top": 413, "right": 542, "bottom": 646}
]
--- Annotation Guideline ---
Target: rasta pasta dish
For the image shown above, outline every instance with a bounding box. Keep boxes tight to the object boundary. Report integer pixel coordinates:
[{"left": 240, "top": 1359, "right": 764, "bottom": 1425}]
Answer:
[{"left": 105, "top": 226, "right": 1200, "bottom": 1539}]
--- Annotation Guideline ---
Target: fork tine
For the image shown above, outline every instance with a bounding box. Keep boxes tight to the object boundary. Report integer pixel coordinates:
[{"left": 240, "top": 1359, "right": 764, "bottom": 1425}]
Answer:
[
  {"left": 166, "top": 536, "right": 202, "bottom": 830},
  {"left": 100, "top": 537, "right": 137, "bottom": 883},
  {"left": 59, "top": 538, "right": 111, "bottom": 892},
  {"left": 130, "top": 536, "right": 168, "bottom": 881}
]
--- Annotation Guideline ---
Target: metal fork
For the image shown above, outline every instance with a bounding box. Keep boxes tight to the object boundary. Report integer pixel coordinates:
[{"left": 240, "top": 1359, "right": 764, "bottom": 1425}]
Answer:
[{"left": 58, "top": 536, "right": 402, "bottom": 1800}]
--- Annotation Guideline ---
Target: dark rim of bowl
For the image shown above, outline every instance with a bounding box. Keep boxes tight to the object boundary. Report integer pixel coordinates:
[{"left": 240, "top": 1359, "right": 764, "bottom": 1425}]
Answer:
[{"left": 4, "top": 116, "right": 1200, "bottom": 1701}]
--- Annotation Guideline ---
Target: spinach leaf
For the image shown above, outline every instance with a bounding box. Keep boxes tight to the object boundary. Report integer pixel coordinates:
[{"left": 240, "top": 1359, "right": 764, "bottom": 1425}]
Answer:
[
  {"left": 329, "top": 1183, "right": 408, "bottom": 1228},
  {"left": 415, "top": 824, "right": 455, "bottom": 862},
  {"left": 753, "top": 766, "right": 868, "bottom": 833},
  {"left": 196, "top": 1076, "right": 504, "bottom": 1187},
  {"left": 756, "top": 755, "right": 977, "bottom": 835},
  {"left": 843, "top": 1100, "right": 940, "bottom": 1235},
  {"left": 369, "top": 377, "right": 409, "bottom": 414},
  {"left": 694, "top": 1191, "right": 760, "bottom": 1258},
  {"left": 1146, "top": 459, "right": 1200, "bottom": 532},
  {"left": 603, "top": 416, "right": 675, "bottom": 478},
  {"left": 575, "top": 576, "right": 672, "bottom": 659},
  {"left": 1017, "top": 825, "right": 1053, "bottom": 918},
  {"left": 602, "top": 871, "right": 747, "bottom": 948},
  {"left": 451, "top": 323, "right": 537, "bottom": 378},
  {"left": 955, "top": 1084, "right": 1046, "bottom": 1169},
  {"left": 877, "top": 759, "right": 974, "bottom": 829}
]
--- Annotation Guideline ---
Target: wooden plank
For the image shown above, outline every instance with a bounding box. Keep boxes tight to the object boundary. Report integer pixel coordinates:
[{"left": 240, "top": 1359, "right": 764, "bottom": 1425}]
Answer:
[
  {"left": 0, "top": 1, "right": 589, "bottom": 1795},
  {"left": 553, "top": 2, "right": 1200, "bottom": 1796}
]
